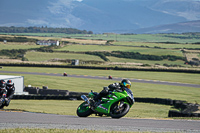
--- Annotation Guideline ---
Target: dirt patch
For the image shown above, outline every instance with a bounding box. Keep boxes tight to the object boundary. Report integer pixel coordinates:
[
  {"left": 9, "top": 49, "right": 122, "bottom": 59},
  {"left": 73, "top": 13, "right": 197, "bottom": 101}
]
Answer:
[
  {"left": 1, "top": 42, "right": 36, "bottom": 45},
  {"left": 61, "top": 38, "right": 106, "bottom": 44},
  {"left": 185, "top": 53, "right": 200, "bottom": 61},
  {"left": 105, "top": 62, "right": 143, "bottom": 66}
]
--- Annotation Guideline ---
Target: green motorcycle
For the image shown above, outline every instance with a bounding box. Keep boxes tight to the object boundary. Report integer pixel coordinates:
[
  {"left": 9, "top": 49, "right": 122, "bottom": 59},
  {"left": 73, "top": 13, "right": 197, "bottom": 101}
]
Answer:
[{"left": 77, "top": 88, "right": 134, "bottom": 118}]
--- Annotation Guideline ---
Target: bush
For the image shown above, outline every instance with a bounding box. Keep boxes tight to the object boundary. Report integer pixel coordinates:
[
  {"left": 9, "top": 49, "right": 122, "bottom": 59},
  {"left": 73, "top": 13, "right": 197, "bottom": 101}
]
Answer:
[
  {"left": 0, "top": 49, "right": 27, "bottom": 57},
  {"left": 22, "top": 57, "right": 29, "bottom": 61},
  {"left": 192, "top": 58, "right": 199, "bottom": 61},
  {"left": 85, "top": 52, "right": 109, "bottom": 61},
  {"left": 163, "top": 63, "right": 169, "bottom": 67}
]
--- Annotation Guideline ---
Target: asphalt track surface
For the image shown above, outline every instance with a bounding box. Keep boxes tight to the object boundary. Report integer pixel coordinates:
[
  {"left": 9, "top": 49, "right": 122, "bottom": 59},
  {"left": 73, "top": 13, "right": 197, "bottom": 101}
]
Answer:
[
  {"left": 0, "top": 70, "right": 200, "bottom": 88},
  {"left": 0, "top": 111, "right": 200, "bottom": 132}
]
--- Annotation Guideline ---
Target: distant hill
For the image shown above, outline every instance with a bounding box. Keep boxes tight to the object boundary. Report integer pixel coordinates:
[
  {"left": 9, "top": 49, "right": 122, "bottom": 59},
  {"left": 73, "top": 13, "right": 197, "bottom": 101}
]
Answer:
[
  {"left": 133, "top": 20, "right": 200, "bottom": 34},
  {"left": 0, "top": 0, "right": 200, "bottom": 33}
]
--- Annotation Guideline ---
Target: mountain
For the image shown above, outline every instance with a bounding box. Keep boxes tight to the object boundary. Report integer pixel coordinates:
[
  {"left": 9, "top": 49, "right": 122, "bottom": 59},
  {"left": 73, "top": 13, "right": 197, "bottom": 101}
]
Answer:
[
  {"left": 0, "top": 0, "right": 200, "bottom": 33},
  {"left": 133, "top": 20, "right": 200, "bottom": 34}
]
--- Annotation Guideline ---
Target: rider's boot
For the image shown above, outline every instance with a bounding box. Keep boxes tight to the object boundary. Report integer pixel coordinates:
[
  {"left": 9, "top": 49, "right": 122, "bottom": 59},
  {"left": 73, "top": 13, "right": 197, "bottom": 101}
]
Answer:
[
  {"left": 89, "top": 99, "right": 95, "bottom": 107},
  {"left": 90, "top": 99, "right": 100, "bottom": 108}
]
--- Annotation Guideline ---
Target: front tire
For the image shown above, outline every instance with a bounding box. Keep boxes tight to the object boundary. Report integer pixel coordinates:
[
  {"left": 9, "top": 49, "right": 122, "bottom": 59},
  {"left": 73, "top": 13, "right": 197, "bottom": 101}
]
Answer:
[
  {"left": 110, "top": 101, "right": 130, "bottom": 119},
  {"left": 77, "top": 102, "right": 93, "bottom": 117}
]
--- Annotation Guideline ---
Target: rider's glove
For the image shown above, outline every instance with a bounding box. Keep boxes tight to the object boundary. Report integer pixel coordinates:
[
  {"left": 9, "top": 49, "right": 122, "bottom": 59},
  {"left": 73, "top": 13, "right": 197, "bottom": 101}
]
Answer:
[{"left": 0, "top": 98, "right": 4, "bottom": 102}]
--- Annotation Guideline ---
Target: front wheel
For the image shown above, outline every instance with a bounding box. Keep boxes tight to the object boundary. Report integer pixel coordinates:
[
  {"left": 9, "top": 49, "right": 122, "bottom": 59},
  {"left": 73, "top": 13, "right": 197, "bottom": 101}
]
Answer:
[
  {"left": 110, "top": 101, "right": 130, "bottom": 119},
  {"left": 77, "top": 102, "right": 93, "bottom": 117},
  {"left": 0, "top": 99, "right": 5, "bottom": 109}
]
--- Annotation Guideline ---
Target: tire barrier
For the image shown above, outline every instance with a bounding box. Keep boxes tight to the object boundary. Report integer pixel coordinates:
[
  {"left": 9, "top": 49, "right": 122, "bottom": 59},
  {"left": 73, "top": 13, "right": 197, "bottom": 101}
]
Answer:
[
  {"left": 134, "top": 98, "right": 174, "bottom": 105},
  {"left": 12, "top": 94, "right": 200, "bottom": 117},
  {"left": 134, "top": 98, "right": 200, "bottom": 117},
  {"left": 1, "top": 63, "right": 200, "bottom": 73},
  {"left": 24, "top": 87, "right": 69, "bottom": 96},
  {"left": 168, "top": 100, "right": 200, "bottom": 117},
  {"left": 13, "top": 95, "right": 82, "bottom": 100},
  {"left": 168, "top": 110, "right": 200, "bottom": 117}
]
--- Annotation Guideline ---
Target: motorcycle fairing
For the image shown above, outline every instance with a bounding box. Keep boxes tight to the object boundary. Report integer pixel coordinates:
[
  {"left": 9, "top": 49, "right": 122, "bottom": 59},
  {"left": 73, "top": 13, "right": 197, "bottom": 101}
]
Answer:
[{"left": 95, "top": 91, "right": 130, "bottom": 115}]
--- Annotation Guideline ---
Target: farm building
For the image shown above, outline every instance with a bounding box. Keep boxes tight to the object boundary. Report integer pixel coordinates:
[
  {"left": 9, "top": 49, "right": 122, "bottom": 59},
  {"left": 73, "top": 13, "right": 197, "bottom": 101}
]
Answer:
[
  {"left": 0, "top": 75, "right": 27, "bottom": 95},
  {"left": 71, "top": 59, "right": 79, "bottom": 65},
  {"left": 36, "top": 40, "right": 59, "bottom": 46}
]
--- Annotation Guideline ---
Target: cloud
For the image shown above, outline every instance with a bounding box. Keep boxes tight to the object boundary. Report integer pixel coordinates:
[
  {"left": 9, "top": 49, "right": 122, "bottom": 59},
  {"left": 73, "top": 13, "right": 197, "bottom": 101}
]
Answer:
[
  {"left": 0, "top": 23, "right": 25, "bottom": 27},
  {"left": 45, "top": 0, "right": 84, "bottom": 28},
  {"left": 47, "top": 0, "right": 76, "bottom": 14},
  {"left": 75, "top": 0, "right": 83, "bottom": 2}
]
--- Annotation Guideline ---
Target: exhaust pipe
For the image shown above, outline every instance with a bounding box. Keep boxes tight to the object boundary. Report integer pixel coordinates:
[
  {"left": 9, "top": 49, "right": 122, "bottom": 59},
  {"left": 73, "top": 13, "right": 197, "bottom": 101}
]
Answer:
[{"left": 81, "top": 95, "right": 90, "bottom": 105}]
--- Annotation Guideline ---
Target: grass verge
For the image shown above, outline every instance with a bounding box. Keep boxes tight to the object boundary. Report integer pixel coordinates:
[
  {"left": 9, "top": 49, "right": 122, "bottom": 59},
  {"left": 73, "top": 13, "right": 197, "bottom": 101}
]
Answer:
[
  {"left": 0, "top": 128, "right": 159, "bottom": 133},
  {"left": 5, "top": 100, "right": 174, "bottom": 118}
]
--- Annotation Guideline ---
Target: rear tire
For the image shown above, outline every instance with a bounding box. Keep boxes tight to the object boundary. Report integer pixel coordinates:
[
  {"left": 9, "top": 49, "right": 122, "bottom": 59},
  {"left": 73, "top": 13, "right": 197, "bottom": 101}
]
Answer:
[
  {"left": 0, "top": 104, "right": 5, "bottom": 109},
  {"left": 110, "top": 101, "right": 130, "bottom": 119},
  {"left": 77, "top": 102, "right": 93, "bottom": 117}
]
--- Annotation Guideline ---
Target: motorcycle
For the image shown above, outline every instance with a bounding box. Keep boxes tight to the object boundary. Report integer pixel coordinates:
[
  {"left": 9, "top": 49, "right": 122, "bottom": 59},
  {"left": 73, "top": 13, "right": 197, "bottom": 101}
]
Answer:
[
  {"left": 63, "top": 72, "right": 68, "bottom": 76},
  {"left": 108, "top": 75, "right": 112, "bottom": 79},
  {"left": 76, "top": 88, "right": 134, "bottom": 118}
]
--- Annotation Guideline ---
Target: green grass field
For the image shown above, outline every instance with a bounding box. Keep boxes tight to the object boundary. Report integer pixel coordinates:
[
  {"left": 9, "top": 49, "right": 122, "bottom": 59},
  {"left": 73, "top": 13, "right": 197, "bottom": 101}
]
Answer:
[
  {"left": 107, "top": 57, "right": 185, "bottom": 66},
  {"left": 1, "top": 34, "right": 199, "bottom": 69},
  {"left": 0, "top": 40, "right": 190, "bottom": 67},
  {"left": 25, "top": 47, "right": 185, "bottom": 66},
  {"left": 54, "top": 44, "right": 184, "bottom": 56},
  {"left": 68, "top": 33, "right": 200, "bottom": 43},
  {"left": 0, "top": 42, "right": 41, "bottom": 50},
  {"left": 113, "top": 42, "right": 200, "bottom": 49},
  {"left": 3, "top": 33, "right": 200, "bottom": 43},
  {"left": 25, "top": 51, "right": 103, "bottom": 62},
  {"left": 1, "top": 67, "right": 200, "bottom": 103}
]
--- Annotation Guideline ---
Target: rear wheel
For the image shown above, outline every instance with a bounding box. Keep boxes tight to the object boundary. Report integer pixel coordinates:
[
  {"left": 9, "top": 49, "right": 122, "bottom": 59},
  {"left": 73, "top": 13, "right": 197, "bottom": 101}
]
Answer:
[
  {"left": 0, "top": 104, "right": 4, "bottom": 109},
  {"left": 110, "top": 101, "right": 130, "bottom": 119},
  {"left": 77, "top": 102, "right": 93, "bottom": 117},
  {"left": 0, "top": 102, "right": 5, "bottom": 109}
]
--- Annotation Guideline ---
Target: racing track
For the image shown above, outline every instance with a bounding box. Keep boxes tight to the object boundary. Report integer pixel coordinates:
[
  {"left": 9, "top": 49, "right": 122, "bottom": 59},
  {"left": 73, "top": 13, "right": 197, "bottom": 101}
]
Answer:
[
  {"left": 1, "top": 70, "right": 200, "bottom": 88},
  {"left": 1, "top": 70, "right": 200, "bottom": 132},
  {"left": 0, "top": 111, "right": 200, "bottom": 132}
]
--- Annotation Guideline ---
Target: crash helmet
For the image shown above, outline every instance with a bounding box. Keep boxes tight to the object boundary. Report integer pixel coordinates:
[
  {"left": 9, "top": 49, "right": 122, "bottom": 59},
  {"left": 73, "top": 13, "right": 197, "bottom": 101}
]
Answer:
[
  {"left": 121, "top": 79, "right": 131, "bottom": 89},
  {"left": 6, "top": 80, "right": 14, "bottom": 89},
  {"left": 0, "top": 80, "right": 6, "bottom": 88}
]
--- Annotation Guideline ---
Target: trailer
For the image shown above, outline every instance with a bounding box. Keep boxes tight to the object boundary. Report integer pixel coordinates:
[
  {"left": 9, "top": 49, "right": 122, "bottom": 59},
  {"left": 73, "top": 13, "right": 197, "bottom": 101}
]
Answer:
[{"left": 0, "top": 75, "right": 27, "bottom": 95}]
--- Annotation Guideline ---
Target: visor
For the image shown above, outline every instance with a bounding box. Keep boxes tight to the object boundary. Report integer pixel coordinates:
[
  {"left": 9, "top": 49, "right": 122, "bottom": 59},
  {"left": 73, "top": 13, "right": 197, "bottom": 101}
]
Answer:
[{"left": 123, "top": 82, "right": 131, "bottom": 89}]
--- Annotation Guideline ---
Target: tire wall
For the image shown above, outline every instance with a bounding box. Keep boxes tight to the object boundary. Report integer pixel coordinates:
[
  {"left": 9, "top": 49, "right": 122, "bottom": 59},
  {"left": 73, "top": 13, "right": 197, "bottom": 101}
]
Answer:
[{"left": 1, "top": 63, "right": 200, "bottom": 73}]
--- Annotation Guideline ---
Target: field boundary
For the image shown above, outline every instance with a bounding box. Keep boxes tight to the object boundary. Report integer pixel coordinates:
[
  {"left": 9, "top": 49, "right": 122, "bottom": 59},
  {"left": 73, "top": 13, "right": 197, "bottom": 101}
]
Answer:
[{"left": 1, "top": 63, "right": 200, "bottom": 73}]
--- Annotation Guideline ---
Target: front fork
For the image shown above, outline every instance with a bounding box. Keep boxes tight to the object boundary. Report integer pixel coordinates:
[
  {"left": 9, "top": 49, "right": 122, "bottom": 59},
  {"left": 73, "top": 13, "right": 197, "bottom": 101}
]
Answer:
[
  {"left": 112, "top": 101, "right": 124, "bottom": 113},
  {"left": 81, "top": 95, "right": 91, "bottom": 105}
]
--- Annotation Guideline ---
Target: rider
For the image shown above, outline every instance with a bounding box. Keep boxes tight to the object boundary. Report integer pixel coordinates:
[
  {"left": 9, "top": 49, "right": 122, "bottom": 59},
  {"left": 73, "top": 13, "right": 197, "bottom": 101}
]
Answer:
[
  {"left": 0, "top": 80, "right": 7, "bottom": 106},
  {"left": 5, "top": 80, "right": 15, "bottom": 106},
  {"left": 91, "top": 79, "right": 132, "bottom": 106}
]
